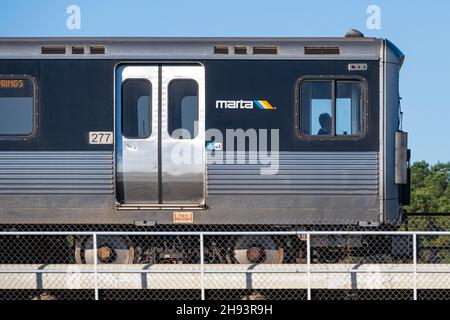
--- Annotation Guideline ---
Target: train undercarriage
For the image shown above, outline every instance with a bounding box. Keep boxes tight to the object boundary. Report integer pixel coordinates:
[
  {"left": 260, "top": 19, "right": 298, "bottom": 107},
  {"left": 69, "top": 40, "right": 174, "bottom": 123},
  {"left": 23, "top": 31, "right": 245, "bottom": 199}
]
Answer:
[{"left": 71, "top": 231, "right": 410, "bottom": 266}]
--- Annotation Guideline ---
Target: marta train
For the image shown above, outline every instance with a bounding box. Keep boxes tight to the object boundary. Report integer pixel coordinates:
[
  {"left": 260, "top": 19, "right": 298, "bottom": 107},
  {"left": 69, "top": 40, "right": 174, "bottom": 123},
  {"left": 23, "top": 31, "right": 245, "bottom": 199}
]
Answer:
[{"left": 0, "top": 30, "right": 410, "bottom": 264}]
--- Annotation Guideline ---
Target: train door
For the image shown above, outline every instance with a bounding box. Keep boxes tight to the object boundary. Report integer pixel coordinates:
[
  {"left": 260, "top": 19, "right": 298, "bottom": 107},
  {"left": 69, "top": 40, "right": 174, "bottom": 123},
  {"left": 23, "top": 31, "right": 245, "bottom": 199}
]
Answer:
[{"left": 115, "top": 65, "right": 205, "bottom": 207}]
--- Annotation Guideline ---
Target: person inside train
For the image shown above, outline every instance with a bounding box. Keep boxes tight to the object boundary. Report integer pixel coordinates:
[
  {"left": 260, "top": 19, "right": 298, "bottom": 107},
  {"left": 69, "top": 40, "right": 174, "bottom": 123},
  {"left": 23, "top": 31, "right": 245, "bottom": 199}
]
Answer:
[{"left": 318, "top": 113, "right": 332, "bottom": 135}]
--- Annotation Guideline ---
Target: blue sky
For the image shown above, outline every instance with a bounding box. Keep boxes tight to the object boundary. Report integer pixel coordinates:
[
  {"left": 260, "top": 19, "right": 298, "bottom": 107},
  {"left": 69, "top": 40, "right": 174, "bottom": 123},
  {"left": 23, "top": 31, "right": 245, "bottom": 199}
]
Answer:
[{"left": 0, "top": 0, "right": 449, "bottom": 163}]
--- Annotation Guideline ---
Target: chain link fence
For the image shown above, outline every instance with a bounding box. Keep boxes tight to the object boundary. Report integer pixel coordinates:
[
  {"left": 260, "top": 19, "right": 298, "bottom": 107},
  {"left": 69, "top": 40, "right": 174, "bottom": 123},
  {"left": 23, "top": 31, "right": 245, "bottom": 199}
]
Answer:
[{"left": 0, "top": 217, "right": 448, "bottom": 301}]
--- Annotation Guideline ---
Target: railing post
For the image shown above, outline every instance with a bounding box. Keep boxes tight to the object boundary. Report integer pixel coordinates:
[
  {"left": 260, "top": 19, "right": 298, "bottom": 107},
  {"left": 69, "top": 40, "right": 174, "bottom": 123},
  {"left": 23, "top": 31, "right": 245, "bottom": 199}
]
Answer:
[
  {"left": 413, "top": 233, "right": 417, "bottom": 301},
  {"left": 306, "top": 233, "right": 311, "bottom": 301},
  {"left": 93, "top": 233, "right": 99, "bottom": 301},
  {"left": 200, "top": 233, "right": 205, "bottom": 300}
]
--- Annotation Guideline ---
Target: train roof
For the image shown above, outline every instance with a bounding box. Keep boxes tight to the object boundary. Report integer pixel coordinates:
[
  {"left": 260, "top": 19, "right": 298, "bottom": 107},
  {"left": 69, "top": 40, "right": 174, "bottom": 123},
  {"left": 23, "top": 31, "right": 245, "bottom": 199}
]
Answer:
[{"left": 0, "top": 35, "right": 404, "bottom": 64}]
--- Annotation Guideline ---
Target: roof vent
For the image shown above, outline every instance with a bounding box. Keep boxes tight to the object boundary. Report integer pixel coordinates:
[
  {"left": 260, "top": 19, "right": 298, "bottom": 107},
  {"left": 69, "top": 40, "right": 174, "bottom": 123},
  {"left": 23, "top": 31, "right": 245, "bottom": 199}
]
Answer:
[
  {"left": 234, "top": 46, "right": 247, "bottom": 55},
  {"left": 72, "top": 46, "right": 85, "bottom": 54},
  {"left": 214, "top": 46, "right": 229, "bottom": 54},
  {"left": 305, "top": 46, "right": 340, "bottom": 55},
  {"left": 41, "top": 46, "right": 66, "bottom": 54},
  {"left": 253, "top": 46, "right": 278, "bottom": 55},
  {"left": 345, "top": 29, "right": 365, "bottom": 38},
  {"left": 89, "top": 46, "right": 106, "bottom": 54}
]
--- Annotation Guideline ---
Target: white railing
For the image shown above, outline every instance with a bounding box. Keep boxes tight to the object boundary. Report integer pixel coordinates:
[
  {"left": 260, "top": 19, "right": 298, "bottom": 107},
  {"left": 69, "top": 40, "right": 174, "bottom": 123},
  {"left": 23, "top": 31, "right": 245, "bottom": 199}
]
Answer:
[{"left": 0, "top": 231, "right": 448, "bottom": 300}]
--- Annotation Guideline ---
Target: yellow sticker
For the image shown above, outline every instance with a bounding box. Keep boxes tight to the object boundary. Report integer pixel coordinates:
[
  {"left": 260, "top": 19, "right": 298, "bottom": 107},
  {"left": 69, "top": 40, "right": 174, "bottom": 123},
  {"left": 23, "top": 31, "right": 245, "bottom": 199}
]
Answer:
[{"left": 173, "top": 212, "right": 194, "bottom": 224}]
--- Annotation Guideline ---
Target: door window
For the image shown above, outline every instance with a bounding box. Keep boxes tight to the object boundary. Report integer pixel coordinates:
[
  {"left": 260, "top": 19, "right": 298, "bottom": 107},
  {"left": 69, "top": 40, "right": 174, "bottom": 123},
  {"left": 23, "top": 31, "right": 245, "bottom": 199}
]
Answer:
[
  {"left": 168, "top": 79, "right": 198, "bottom": 139},
  {"left": 122, "top": 79, "right": 152, "bottom": 139}
]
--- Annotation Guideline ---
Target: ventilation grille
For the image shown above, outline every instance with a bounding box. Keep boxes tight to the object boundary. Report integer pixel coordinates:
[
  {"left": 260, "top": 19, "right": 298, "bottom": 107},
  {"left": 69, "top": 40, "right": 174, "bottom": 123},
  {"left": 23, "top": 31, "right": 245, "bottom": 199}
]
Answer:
[
  {"left": 89, "top": 46, "right": 106, "bottom": 54},
  {"left": 41, "top": 45, "right": 106, "bottom": 55},
  {"left": 214, "top": 46, "right": 229, "bottom": 54},
  {"left": 213, "top": 45, "right": 278, "bottom": 55},
  {"left": 41, "top": 46, "right": 66, "bottom": 54},
  {"left": 304, "top": 46, "right": 340, "bottom": 55},
  {"left": 71, "top": 46, "right": 85, "bottom": 54},
  {"left": 253, "top": 46, "right": 278, "bottom": 55},
  {"left": 234, "top": 46, "right": 247, "bottom": 55}
]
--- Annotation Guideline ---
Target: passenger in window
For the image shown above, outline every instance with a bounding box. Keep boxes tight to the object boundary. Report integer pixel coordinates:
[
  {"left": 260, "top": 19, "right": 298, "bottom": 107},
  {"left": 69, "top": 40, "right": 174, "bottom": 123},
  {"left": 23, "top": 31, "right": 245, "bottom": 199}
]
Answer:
[{"left": 318, "top": 113, "right": 332, "bottom": 135}]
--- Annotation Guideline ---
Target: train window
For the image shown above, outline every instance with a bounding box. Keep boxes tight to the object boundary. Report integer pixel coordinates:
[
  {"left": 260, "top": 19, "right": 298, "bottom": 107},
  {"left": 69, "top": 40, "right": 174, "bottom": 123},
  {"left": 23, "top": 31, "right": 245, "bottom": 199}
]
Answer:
[
  {"left": 0, "top": 76, "right": 37, "bottom": 138},
  {"left": 300, "top": 81, "right": 333, "bottom": 136},
  {"left": 298, "top": 78, "right": 365, "bottom": 139},
  {"left": 122, "top": 79, "right": 152, "bottom": 139},
  {"left": 168, "top": 79, "right": 198, "bottom": 139},
  {"left": 336, "top": 81, "right": 362, "bottom": 136}
]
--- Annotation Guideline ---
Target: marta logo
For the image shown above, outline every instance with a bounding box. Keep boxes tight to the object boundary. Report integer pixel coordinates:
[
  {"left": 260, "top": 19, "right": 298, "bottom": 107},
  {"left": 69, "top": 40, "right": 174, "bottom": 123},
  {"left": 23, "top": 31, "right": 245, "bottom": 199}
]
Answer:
[{"left": 216, "top": 100, "right": 275, "bottom": 110}]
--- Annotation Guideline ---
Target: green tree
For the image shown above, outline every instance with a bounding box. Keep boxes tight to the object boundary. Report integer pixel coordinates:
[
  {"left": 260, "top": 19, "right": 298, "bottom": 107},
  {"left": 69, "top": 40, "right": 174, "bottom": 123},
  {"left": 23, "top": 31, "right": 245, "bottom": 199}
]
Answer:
[
  {"left": 405, "top": 162, "right": 450, "bottom": 262},
  {"left": 406, "top": 161, "right": 450, "bottom": 214}
]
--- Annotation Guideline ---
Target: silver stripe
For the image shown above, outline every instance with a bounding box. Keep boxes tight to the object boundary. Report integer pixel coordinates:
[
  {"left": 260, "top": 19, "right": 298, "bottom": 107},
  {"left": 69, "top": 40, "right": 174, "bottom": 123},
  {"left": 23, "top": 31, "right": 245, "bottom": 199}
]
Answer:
[
  {"left": 0, "top": 38, "right": 381, "bottom": 60},
  {"left": 0, "top": 151, "right": 113, "bottom": 194},
  {"left": 207, "top": 152, "right": 379, "bottom": 195}
]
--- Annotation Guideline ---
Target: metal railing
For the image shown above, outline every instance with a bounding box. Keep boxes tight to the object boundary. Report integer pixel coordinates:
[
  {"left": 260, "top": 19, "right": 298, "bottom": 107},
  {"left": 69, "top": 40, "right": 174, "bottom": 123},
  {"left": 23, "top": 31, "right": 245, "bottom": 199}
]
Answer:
[{"left": 0, "top": 230, "right": 448, "bottom": 300}]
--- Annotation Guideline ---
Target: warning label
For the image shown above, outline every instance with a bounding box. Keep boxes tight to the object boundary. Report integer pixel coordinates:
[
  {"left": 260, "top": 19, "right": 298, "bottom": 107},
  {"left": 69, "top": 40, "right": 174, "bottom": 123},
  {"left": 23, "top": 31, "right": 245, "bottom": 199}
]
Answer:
[{"left": 173, "top": 212, "right": 194, "bottom": 224}]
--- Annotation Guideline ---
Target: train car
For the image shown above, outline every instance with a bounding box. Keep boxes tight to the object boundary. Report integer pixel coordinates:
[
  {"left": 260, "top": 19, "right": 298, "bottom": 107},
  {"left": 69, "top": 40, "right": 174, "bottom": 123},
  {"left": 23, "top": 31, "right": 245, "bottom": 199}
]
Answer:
[{"left": 0, "top": 30, "right": 410, "bottom": 263}]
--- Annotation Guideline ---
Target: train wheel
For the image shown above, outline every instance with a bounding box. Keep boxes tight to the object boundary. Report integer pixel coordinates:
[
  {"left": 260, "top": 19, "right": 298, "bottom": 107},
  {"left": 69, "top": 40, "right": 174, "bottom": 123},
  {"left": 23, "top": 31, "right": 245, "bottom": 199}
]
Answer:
[
  {"left": 75, "top": 236, "right": 135, "bottom": 264},
  {"left": 233, "top": 236, "right": 284, "bottom": 264}
]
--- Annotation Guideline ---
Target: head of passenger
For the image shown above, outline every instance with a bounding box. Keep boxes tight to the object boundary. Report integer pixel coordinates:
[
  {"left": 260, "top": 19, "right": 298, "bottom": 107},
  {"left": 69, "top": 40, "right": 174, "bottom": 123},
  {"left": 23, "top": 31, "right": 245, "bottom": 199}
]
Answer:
[{"left": 318, "top": 113, "right": 332, "bottom": 135}]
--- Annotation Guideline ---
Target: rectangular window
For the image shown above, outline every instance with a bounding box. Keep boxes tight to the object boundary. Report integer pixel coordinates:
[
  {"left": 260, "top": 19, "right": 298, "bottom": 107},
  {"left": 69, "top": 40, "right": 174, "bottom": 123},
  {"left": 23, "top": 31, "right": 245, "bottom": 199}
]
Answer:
[
  {"left": 300, "top": 81, "right": 333, "bottom": 136},
  {"left": 299, "top": 78, "right": 365, "bottom": 138},
  {"left": 168, "top": 79, "right": 198, "bottom": 139},
  {"left": 122, "top": 79, "right": 152, "bottom": 139},
  {"left": 336, "top": 81, "right": 362, "bottom": 136},
  {"left": 0, "top": 76, "right": 36, "bottom": 138}
]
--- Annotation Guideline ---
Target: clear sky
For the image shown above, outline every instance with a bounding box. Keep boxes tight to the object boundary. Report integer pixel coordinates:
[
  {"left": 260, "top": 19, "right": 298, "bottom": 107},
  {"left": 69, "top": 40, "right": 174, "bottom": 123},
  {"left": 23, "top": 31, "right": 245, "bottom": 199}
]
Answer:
[{"left": 0, "top": 0, "right": 449, "bottom": 164}]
